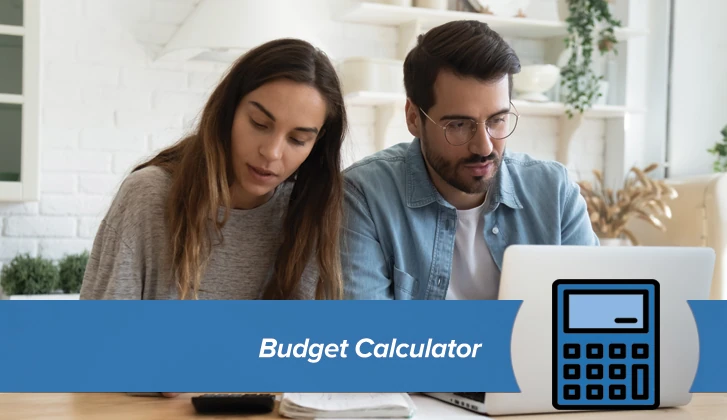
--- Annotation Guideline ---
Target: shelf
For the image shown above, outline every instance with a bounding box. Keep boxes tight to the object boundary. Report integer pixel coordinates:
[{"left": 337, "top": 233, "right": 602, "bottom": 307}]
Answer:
[
  {"left": 511, "top": 100, "right": 641, "bottom": 119},
  {"left": 344, "top": 91, "right": 641, "bottom": 119},
  {"left": 337, "top": 3, "right": 648, "bottom": 41},
  {"left": 344, "top": 90, "right": 645, "bottom": 166}
]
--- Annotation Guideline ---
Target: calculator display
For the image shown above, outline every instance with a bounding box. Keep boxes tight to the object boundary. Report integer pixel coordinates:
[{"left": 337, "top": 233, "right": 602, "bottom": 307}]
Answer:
[{"left": 566, "top": 292, "right": 647, "bottom": 332}]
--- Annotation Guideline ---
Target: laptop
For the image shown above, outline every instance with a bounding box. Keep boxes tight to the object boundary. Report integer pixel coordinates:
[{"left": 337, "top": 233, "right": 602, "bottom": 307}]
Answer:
[{"left": 425, "top": 245, "right": 716, "bottom": 416}]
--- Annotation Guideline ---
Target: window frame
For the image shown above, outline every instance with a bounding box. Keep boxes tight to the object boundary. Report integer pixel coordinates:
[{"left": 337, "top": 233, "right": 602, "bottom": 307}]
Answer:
[{"left": 0, "top": 0, "right": 40, "bottom": 202}]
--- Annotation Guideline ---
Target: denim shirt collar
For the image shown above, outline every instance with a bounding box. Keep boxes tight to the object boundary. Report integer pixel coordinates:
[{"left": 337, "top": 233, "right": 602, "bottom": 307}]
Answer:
[{"left": 405, "top": 138, "right": 523, "bottom": 210}]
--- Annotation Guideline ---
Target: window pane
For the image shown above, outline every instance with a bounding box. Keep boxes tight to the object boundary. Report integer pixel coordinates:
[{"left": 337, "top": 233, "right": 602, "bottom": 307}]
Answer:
[
  {"left": 0, "top": 103, "right": 22, "bottom": 182},
  {"left": 0, "top": 0, "right": 23, "bottom": 26},
  {"left": 0, "top": 34, "right": 22, "bottom": 95}
]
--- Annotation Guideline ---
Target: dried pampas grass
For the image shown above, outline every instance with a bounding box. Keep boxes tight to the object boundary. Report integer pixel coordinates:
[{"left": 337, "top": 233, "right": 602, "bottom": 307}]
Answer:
[{"left": 577, "top": 163, "right": 678, "bottom": 245}]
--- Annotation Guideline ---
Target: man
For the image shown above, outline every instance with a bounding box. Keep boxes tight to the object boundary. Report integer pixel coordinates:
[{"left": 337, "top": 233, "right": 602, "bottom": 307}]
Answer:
[{"left": 341, "top": 20, "right": 599, "bottom": 300}]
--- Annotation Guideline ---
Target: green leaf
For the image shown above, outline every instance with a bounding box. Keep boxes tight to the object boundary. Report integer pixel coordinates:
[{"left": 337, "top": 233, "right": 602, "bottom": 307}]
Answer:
[{"left": 560, "top": 0, "right": 620, "bottom": 117}]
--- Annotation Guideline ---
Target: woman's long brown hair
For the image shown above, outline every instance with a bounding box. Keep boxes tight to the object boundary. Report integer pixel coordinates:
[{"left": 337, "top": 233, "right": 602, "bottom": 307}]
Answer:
[{"left": 133, "top": 38, "right": 347, "bottom": 300}]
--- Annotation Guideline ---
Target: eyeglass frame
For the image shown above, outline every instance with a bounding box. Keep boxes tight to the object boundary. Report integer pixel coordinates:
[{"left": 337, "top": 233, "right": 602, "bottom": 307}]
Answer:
[{"left": 418, "top": 102, "right": 520, "bottom": 146}]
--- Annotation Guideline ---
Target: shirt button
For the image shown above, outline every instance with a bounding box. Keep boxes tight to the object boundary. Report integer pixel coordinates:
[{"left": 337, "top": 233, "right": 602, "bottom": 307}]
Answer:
[
  {"left": 492, "top": 227, "right": 500, "bottom": 234},
  {"left": 437, "top": 277, "right": 443, "bottom": 286}
]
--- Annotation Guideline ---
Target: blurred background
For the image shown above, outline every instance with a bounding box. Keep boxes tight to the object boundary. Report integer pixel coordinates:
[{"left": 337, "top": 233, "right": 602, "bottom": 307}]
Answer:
[{"left": 0, "top": 0, "right": 725, "bottom": 299}]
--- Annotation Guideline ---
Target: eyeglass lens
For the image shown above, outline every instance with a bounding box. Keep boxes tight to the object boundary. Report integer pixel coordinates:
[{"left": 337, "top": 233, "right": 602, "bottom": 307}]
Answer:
[{"left": 445, "top": 112, "right": 518, "bottom": 145}]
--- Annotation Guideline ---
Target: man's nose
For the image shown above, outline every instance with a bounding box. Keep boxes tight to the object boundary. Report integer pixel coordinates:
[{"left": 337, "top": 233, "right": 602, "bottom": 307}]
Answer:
[{"left": 468, "top": 124, "right": 494, "bottom": 157}]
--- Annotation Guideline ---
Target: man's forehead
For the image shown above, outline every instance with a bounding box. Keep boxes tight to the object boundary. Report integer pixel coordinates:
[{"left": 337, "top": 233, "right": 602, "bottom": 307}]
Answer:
[{"left": 431, "top": 73, "right": 510, "bottom": 115}]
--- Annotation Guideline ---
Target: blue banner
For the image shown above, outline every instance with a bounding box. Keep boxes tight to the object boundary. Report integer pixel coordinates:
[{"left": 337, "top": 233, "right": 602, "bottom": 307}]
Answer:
[
  {"left": 689, "top": 300, "right": 727, "bottom": 392},
  {"left": 0, "top": 300, "right": 521, "bottom": 393}
]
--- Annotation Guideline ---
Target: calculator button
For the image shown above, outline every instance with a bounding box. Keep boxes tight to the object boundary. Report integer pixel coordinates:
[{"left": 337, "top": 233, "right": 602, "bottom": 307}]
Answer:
[
  {"left": 563, "top": 385, "right": 580, "bottom": 400},
  {"left": 564, "top": 344, "right": 580, "bottom": 359},
  {"left": 609, "top": 364, "right": 626, "bottom": 380},
  {"left": 609, "top": 384, "right": 627, "bottom": 400},
  {"left": 632, "top": 364, "right": 650, "bottom": 400},
  {"left": 563, "top": 364, "right": 580, "bottom": 380},
  {"left": 586, "top": 364, "right": 603, "bottom": 380},
  {"left": 632, "top": 344, "right": 649, "bottom": 359},
  {"left": 586, "top": 344, "right": 603, "bottom": 359},
  {"left": 609, "top": 343, "right": 626, "bottom": 359},
  {"left": 586, "top": 385, "right": 603, "bottom": 400}
]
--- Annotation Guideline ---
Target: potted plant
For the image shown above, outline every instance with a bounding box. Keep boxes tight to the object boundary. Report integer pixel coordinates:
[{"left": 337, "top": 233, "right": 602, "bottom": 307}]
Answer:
[
  {"left": 1, "top": 253, "right": 60, "bottom": 300},
  {"left": 577, "top": 163, "right": 678, "bottom": 245},
  {"left": 58, "top": 251, "right": 89, "bottom": 296},
  {"left": 0, "top": 252, "right": 86, "bottom": 300},
  {"left": 558, "top": 0, "right": 622, "bottom": 117},
  {"left": 707, "top": 125, "right": 727, "bottom": 173}
]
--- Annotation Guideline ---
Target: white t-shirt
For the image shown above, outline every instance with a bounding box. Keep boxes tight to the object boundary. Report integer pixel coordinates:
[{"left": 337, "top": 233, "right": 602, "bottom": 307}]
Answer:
[{"left": 446, "top": 198, "right": 500, "bottom": 300}]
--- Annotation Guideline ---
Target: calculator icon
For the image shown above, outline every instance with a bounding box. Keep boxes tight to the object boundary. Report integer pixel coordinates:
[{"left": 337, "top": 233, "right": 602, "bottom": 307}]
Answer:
[{"left": 552, "top": 280, "right": 659, "bottom": 410}]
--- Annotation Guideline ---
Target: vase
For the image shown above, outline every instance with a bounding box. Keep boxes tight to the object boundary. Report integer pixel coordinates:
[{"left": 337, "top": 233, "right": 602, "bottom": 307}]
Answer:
[
  {"left": 414, "top": 0, "right": 449, "bottom": 9},
  {"left": 599, "top": 238, "right": 632, "bottom": 246},
  {"left": 557, "top": 0, "right": 566, "bottom": 20}
]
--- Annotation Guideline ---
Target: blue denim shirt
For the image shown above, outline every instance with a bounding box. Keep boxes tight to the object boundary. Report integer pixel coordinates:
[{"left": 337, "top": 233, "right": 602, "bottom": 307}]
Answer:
[{"left": 341, "top": 138, "right": 599, "bottom": 300}]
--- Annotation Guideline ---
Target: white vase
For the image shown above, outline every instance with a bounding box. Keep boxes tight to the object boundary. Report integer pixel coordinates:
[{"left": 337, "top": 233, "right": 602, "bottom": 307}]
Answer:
[
  {"left": 414, "top": 0, "right": 448, "bottom": 9},
  {"left": 599, "top": 238, "right": 632, "bottom": 246},
  {"left": 557, "top": 0, "right": 569, "bottom": 21}
]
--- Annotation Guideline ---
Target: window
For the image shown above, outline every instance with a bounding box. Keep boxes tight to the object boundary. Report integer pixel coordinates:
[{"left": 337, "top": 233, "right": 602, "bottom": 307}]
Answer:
[{"left": 0, "top": 0, "right": 40, "bottom": 202}]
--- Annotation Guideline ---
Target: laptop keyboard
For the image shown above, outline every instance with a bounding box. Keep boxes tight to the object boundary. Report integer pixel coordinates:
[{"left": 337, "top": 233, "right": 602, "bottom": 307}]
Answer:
[{"left": 453, "top": 392, "right": 485, "bottom": 403}]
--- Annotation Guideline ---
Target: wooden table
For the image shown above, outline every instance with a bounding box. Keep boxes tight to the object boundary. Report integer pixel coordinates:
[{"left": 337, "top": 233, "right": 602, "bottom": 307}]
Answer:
[{"left": 1, "top": 393, "right": 726, "bottom": 419}]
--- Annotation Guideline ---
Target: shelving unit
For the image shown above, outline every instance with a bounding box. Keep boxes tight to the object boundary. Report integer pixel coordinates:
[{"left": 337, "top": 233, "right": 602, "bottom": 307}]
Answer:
[
  {"left": 335, "top": 1, "right": 650, "bottom": 167},
  {"left": 344, "top": 91, "right": 642, "bottom": 119},
  {"left": 338, "top": 2, "right": 647, "bottom": 44},
  {"left": 344, "top": 90, "right": 644, "bottom": 163}
]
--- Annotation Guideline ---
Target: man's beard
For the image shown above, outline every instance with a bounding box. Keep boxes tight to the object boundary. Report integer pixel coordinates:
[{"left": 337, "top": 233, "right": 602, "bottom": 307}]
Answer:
[{"left": 421, "top": 131, "right": 502, "bottom": 194}]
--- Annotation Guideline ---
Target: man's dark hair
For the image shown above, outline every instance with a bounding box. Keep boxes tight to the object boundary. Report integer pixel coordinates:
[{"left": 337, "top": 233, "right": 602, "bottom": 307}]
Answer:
[{"left": 403, "top": 20, "right": 521, "bottom": 113}]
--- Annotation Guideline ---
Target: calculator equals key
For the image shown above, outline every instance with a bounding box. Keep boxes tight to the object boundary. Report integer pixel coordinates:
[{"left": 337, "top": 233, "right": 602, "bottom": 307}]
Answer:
[{"left": 552, "top": 279, "right": 660, "bottom": 410}]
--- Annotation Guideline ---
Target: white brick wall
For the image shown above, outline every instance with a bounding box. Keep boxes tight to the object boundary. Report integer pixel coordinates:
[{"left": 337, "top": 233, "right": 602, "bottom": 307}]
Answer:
[{"left": 0, "top": 0, "right": 605, "bottom": 275}]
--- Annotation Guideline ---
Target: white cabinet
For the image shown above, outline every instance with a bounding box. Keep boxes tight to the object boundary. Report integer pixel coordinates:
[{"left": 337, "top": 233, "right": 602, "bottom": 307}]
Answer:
[{"left": 0, "top": 0, "right": 40, "bottom": 202}]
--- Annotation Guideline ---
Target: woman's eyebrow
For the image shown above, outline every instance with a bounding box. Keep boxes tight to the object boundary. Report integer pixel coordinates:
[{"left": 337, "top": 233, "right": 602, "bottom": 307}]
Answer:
[
  {"left": 250, "top": 101, "right": 319, "bottom": 134},
  {"left": 250, "top": 101, "right": 276, "bottom": 121}
]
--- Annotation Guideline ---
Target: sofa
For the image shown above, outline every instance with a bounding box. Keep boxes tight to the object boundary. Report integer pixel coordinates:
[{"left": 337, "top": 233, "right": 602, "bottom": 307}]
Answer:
[{"left": 627, "top": 173, "right": 727, "bottom": 300}]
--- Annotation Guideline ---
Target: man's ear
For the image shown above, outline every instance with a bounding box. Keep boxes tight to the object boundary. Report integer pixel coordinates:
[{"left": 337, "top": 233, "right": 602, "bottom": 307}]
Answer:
[{"left": 405, "top": 98, "right": 421, "bottom": 138}]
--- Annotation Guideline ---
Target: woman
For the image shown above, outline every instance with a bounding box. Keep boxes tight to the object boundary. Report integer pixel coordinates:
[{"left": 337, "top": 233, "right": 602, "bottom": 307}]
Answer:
[{"left": 80, "top": 38, "right": 347, "bottom": 302}]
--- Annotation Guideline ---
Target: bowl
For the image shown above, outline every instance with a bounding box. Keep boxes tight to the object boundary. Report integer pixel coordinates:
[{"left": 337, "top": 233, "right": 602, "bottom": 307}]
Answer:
[{"left": 512, "top": 64, "right": 560, "bottom": 102}]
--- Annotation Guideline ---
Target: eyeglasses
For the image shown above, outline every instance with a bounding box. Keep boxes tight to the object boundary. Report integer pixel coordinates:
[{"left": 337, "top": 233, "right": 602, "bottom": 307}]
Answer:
[{"left": 419, "top": 103, "right": 520, "bottom": 146}]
